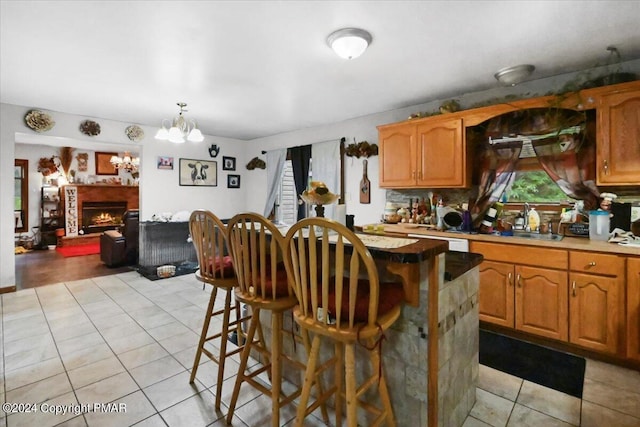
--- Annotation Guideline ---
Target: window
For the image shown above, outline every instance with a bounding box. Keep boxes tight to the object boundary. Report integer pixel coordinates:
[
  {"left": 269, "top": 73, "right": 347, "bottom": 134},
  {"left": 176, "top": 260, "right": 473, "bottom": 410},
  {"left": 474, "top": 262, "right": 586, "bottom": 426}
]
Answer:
[
  {"left": 506, "top": 169, "right": 573, "bottom": 203},
  {"left": 14, "top": 159, "right": 28, "bottom": 232},
  {"left": 275, "top": 160, "right": 297, "bottom": 225}
]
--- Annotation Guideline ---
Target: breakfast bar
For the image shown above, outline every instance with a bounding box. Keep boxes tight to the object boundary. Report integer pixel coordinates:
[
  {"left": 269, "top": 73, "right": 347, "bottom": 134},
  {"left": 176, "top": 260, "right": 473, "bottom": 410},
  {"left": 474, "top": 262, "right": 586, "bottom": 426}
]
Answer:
[{"left": 261, "top": 231, "right": 483, "bottom": 426}]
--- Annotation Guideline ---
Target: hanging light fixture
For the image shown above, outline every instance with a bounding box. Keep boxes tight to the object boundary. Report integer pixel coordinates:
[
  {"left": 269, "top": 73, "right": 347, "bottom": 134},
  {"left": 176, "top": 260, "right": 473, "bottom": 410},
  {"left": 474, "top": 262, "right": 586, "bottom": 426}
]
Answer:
[
  {"left": 154, "top": 102, "right": 204, "bottom": 143},
  {"left": 327, "top": 28, "right": 372, "bottom": 60},
  {"left": 110, "top": 152, "right": 140, "bottom": 172}
]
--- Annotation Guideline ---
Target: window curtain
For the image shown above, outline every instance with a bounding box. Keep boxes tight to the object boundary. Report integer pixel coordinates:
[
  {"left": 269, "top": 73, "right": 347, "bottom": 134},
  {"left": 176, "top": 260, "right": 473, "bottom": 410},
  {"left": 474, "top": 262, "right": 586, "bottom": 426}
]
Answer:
[
  {"left": 470, "top": 141, "right": 522, "bottom": 224},
  {"left": 290, "top": 145, "right": 312, "bottom": 221},
  {"left": 262, "top": 148, "right": 287, "bottom": 218},
  {"left": 311, "top": 140, "right": 341, "bottom": 220},
  {"left": 532, "top": 129, "right": 600, "bottom": 210}
]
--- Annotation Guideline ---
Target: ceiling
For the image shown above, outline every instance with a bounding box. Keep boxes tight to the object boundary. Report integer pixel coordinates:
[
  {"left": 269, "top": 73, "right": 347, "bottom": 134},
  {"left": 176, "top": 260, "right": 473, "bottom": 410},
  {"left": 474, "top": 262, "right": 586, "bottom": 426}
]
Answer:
[{"left": 2, "top": 1, "right": 640, "bottom": 141}]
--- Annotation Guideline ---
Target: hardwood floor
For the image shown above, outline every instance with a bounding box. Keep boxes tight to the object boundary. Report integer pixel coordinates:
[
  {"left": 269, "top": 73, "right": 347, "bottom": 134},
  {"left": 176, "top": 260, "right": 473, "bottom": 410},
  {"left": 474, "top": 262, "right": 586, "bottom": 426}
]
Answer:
[{"left": 14, "top": 247, "right": 132, "bottom": 290}]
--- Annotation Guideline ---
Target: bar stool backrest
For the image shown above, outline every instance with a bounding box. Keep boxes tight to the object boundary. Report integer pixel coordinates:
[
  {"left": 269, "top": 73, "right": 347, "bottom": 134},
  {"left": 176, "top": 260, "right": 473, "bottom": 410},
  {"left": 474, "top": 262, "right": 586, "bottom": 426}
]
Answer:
[
  {"left": 189, "top": 209, "right": 235, "bottom": 287},
  {"left": 228, "top": 213, "right": 293, "bottom": 301},
  {"left": 284, "top": 217, "right": 381, "bottom": 331}
]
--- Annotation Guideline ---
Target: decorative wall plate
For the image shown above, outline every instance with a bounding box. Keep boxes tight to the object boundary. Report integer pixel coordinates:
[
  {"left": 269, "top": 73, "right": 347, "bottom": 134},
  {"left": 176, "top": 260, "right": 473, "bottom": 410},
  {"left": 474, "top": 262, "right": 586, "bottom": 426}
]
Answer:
[
  {"left": 25, "top": 109, "right": 55, "bottom": 132},
  {"left": 79, "top": 119, "right": 101, "bottom": 136},
  {"left": 125, "top": 125, "right": 144, "bottom": 141}
]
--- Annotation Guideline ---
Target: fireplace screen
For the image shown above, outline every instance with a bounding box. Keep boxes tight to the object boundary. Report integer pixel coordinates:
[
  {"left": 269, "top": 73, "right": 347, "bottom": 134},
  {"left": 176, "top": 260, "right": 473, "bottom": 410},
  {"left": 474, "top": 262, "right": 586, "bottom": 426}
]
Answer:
[{"left": 82, "top": 201, "right": 127, "bottom": 233}]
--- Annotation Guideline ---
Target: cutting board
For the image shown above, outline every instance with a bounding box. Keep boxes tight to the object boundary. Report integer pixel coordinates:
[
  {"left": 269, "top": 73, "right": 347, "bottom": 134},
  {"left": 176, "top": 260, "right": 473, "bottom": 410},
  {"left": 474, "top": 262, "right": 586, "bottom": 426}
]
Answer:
[{"left": 360, "top": 159, "right": 371, "bottom": 204}]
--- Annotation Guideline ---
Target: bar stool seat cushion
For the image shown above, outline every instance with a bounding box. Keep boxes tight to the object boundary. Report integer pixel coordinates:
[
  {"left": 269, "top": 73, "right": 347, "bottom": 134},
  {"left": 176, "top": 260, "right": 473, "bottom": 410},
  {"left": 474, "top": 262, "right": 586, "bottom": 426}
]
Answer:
[
  {"left": 249, "top": 266, "right": 290, "bottom": 298},
  {"left": 322, "top": 279, "right": 405, "bottom": 323},
  {"left": 206, "top": 255, "right": 235, "bottom": 278}
]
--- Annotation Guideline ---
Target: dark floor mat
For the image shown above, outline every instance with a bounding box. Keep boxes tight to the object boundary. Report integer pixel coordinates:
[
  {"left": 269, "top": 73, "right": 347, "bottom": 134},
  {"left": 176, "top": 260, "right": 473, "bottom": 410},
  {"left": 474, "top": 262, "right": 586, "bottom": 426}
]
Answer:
[
  {"left": 137, "top": 261, "right": 198, "bottom": 281},
  {"left": 479, "top": 329, "right": 586, "bottom": 398}
]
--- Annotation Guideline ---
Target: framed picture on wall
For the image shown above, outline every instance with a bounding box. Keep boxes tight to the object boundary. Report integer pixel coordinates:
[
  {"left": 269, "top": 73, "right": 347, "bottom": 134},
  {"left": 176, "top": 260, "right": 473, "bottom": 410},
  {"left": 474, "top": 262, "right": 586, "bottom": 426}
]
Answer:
[
  {"left": 222, "top": 156, "right": 236, "bottom": 171},
  {"left": 95, "top": 152, "right": 118, "bottom": 175},
  {"left": 179, "top": 158, "right": 217, "bottom": 186},
  {"left": 157, "top": 156, "right": 174, "bottom": 170},
  {"left": 227, "top": 174, "right": 241, "bottom": 189}
]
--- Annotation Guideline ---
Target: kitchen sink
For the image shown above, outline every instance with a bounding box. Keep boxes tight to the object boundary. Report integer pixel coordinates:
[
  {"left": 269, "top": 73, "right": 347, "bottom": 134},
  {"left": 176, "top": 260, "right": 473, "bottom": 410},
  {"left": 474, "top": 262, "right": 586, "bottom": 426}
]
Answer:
[{"left": 510, "top": 231, "right": 564, "bottom": 241}]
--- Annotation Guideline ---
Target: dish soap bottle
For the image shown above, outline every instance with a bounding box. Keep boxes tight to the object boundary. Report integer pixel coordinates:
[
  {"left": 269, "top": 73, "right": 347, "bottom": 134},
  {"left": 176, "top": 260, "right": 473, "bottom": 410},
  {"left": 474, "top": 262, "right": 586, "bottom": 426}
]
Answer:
[{"left": 528, "top": 207, "right": 540, "bottom": 232}]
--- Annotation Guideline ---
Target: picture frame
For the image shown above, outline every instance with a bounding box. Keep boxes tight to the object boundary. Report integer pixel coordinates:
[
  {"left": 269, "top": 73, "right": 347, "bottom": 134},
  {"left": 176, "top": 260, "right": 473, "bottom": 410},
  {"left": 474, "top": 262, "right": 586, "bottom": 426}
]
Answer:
[
  {"left": 227, "top": 174, "right": 241, "bottom": 189},
  {"left": 179, "top": 158, "right": 217, "bottom": 186},
  {"left": 95, "top": 152, "right": 118, "bottom": 175},
  {"left": 157, "top": 156, "right": 174, "bottom": 170},
  {"left": 222, "top": 156, "right": 236, "bottom": 171}
]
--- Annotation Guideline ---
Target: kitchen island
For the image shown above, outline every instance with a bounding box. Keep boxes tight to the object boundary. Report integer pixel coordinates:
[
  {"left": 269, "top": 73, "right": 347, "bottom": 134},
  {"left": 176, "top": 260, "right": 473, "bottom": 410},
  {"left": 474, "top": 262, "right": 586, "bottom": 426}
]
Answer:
[{"left": 260, "top": 232, "right": 482, "bottom": 427}]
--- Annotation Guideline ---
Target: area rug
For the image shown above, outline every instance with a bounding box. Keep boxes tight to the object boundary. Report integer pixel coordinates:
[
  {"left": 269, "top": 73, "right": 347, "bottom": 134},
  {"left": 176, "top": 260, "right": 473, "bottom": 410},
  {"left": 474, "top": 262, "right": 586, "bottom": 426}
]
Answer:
[
  {"left": 479, "top": 329, "right": 586, "bottom": 398},
  {"left": 56, "top": 243, "right": 101, "bottom": 257}
]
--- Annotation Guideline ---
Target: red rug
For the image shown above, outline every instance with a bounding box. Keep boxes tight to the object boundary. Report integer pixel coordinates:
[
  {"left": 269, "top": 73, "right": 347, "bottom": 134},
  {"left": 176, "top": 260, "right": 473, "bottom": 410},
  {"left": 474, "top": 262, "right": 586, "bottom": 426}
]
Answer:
[{"left": 56, "top": 243, "right": 101, "bottom": 257}]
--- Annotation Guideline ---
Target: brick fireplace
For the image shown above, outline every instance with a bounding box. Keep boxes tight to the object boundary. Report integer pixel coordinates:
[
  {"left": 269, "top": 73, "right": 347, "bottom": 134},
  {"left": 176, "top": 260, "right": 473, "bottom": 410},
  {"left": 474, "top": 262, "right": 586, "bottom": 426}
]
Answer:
[{"left": 59, "top": 185, "right": 139, "bottom": 245}]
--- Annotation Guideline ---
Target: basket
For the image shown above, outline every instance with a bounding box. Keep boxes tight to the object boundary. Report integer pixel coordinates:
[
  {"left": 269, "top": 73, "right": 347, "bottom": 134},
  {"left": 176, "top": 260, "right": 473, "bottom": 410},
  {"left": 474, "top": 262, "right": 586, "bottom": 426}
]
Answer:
[{"left": 156, "top": 265, "right": 176, "bottom": 278}]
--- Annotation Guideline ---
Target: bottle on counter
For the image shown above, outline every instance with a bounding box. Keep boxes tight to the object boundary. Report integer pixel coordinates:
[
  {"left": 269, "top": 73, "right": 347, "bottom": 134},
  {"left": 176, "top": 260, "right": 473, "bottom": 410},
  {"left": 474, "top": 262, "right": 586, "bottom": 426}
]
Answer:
[{"left": 528, "top": 208, "right": 540, "bottom": 232}]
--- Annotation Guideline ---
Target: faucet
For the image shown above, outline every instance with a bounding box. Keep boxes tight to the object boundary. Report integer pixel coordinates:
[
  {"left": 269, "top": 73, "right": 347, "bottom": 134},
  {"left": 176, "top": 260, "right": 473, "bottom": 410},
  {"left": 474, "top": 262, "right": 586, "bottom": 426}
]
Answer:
[{"left": 523, "top": 202, "right": 530, "bottom": 232}]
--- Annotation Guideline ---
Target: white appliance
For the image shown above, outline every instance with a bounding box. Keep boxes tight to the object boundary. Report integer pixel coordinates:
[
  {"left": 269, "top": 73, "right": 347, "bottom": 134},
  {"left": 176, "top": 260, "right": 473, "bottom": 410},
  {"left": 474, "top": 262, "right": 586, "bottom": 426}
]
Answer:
[{"left": 407, "top": 234, "right": 469, "bottom": 252}]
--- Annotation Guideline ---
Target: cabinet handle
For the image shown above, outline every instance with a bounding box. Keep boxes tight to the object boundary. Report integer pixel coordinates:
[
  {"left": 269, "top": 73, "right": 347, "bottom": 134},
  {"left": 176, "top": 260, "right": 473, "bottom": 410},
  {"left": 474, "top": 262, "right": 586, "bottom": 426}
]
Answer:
[
  {"left": 516, "top": 274, "right": 522, "bottom": 287},
  {"left": 572, "top": 280, "right": 576, "bottom": 297},
  {"left": 588, "top": 261, "right": 596, "bottom": 267},
  {"left": 508, "top": 272, "right": 512, "bottom": 286},
  {"left": 603, "top": 159, "right": 609, "bottom": 174}
]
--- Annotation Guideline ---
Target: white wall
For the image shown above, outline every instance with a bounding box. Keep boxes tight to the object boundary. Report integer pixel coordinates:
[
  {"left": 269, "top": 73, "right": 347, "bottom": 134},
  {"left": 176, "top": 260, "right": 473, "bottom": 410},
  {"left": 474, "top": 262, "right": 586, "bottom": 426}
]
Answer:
[{"left": 1, "top": 103, "right": 248, "bottom": 289}]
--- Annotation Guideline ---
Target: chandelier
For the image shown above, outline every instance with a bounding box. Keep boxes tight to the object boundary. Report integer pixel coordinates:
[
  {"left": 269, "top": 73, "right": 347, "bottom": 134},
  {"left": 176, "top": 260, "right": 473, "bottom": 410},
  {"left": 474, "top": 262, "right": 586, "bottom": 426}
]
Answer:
[
  {"left": 110, "top": 152, "right": 140, "bottom": 172},
  {"left": 154, "top": 102, "right": 204, "bottom": 143}
]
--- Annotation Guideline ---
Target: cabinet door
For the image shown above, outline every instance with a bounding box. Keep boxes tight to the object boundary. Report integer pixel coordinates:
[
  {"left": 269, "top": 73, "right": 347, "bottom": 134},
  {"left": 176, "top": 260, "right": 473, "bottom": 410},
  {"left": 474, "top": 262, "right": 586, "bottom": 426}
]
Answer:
[
  {"left": 569, "top": 272, "right": 622, "bottom": 354},
  {"left": 416, "top": 118, "right": 467, "bottom": 187},
  {"left": 597, "top": 88, "right": 640, "bottom": 185},
  {"left": 628, "top": 258, "right": 640, "bottom": 361},
  {"left": 515, "top": 266, "right": 568, "bottom": 341},
  {"left": 478, "top": 261, "right": 514, "bottom": 327},
  {"left": 378, "top": 124, "right": 417, "bottom": 187}
]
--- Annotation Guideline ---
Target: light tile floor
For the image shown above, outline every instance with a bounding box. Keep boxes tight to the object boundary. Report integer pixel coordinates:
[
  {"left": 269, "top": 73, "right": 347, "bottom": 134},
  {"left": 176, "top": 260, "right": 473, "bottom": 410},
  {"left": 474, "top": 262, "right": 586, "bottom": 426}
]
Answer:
[{"left": 1, "top": 272, "right": 639, "bottom": 427}]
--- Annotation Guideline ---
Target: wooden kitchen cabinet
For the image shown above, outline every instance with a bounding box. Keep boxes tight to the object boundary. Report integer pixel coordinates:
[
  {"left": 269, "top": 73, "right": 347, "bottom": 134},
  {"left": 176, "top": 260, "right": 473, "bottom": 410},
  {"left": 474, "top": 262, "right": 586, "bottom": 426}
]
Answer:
[
  {"left": 478, "top": 260, "right": 514, "bottom": 327},
  {"left": 472, "top": 241, "right": 568, "bottom": 340},
  {"left": 378, "top": 116, "right": 468, "bottom": 188},
  {"left": 597, "top": 85, "right": 640, "bottom": 185},
  {"left": 569, "top": 251, "right": 625, "bottom": 354},
  {"left": 627, "top": 257, "right": 640, "bottom": 362}
]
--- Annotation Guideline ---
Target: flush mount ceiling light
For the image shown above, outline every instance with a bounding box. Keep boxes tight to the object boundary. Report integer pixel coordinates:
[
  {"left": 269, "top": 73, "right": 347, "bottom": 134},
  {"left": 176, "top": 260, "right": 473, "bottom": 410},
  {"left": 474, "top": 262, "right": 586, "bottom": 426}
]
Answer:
[
  {"left": 110, "top": 151, "right": 140, "bottom": 172},
  {"left": 154, "top": 102, "right": 204, "bottom": 143},
  {"left": 327, "top": 28, "right": 372, "bottom": 60},
  {"left": 494, "top": 64, "right": 535, "bottom": 86}
]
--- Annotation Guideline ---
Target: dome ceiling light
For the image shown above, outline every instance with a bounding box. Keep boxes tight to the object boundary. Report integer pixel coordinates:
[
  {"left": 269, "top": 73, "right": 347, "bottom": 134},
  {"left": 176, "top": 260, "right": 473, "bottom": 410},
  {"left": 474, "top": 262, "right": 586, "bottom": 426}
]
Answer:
[
  {"left": 494, "top": 64, "right": 535, "bottom": 86},
  {"left": 155, "top": 102, "right": 204, "bottom": 143},
  {"left": 327, "top": 28, "right": 372, "bottom": 60}
]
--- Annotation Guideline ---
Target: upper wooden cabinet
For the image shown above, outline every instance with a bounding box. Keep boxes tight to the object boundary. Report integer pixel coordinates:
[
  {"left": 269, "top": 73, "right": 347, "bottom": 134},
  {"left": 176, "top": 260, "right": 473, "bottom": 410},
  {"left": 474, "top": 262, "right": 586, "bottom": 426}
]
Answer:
[
  {"left": 378, "top": 117, "right": 469, "bottom": 188},
  {"left": 597, "top": 84, "right": 640, "bottom": 185}
]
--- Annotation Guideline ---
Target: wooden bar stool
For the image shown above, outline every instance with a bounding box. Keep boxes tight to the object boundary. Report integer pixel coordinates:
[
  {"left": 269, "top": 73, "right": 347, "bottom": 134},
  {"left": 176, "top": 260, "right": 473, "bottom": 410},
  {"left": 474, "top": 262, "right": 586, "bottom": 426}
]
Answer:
[
  {"left": 225, "top": 213, "right": 328, "bottom": 427},
  {"left": 283, "top": 218, "right": 405, "bottom": 427},
  {"left": 188, "top": 209, "right": 248, "bottom": 411}
]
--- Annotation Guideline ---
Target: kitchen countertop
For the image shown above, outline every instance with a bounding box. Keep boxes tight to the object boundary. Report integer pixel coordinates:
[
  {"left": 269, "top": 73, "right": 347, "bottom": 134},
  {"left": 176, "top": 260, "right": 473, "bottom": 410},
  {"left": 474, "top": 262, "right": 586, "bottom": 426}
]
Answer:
[
  {"left": 376, "top": 224, "right": 640, "bottom": 256},
  {"left": 444, "top": 251, "right": 484, "bottom": 282}
]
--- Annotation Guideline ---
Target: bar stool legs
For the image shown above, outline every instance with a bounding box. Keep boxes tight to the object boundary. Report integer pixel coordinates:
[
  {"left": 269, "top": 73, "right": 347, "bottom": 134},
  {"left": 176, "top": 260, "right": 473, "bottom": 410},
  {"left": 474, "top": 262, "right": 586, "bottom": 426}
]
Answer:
[{"left": 189, "top": 285, "right": 244, "bottom": 411}]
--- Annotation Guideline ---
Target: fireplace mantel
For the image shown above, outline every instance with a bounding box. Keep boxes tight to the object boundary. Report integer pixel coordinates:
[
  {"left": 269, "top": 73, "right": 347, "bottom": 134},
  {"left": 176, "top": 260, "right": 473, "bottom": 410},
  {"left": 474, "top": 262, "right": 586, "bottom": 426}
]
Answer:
[{"left": 60, "top": 185, "right": 139, "bottom": 235}]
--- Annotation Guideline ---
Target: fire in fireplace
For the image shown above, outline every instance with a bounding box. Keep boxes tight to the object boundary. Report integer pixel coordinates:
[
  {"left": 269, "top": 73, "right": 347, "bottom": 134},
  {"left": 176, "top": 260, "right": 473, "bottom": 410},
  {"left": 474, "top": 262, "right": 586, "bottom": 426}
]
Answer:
[{"left": 82, "top": 201, "right": 127, "bottom": 234}]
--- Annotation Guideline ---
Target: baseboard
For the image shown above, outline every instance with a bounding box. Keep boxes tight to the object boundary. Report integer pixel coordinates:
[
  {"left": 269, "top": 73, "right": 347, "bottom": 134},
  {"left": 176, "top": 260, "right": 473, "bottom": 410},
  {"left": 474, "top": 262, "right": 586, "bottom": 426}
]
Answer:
[{"left": 0, "top": 286, "right": 17, "bottom": 294}]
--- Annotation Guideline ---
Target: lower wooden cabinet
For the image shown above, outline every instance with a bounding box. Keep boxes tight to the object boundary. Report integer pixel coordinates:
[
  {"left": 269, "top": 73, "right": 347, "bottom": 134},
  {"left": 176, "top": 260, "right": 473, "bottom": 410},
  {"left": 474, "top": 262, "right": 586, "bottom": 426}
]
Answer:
[
  {"left": 569, "top": 251, "right": 625, "bottom": 355},
  {"left": 517, "top": 266, "right": 568, "bottom": 341},
  {"left": 474, "top": 241, "right": 637, "bottom": 360},
  {"left": 478, "top": 261, "right": 514, "bottom": 327},
  {"left": 569, "top": 272, "right": 623, "bottom": 354},
  {"left": 628, "top": 258, "right": 640, "bottom": 362},
  {"left": 475, "top": 245, "right": 568, "bottom": 341}
]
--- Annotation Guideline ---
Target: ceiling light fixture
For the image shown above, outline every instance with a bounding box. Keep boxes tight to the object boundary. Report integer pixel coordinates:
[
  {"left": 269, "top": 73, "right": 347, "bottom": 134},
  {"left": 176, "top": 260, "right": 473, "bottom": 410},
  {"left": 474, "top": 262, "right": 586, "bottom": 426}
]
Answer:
[
  {"left": 327, "top": 28, "right": 372, "bottom": 60},
  {"left": 494, "top": 64, "right": 535, "bottom": 86},
  {"left": 110, "top": 152, "right": 140, "bottom": 172},
  {"left": 154, "top": 102, "right": 204, "bottom": 143}
]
